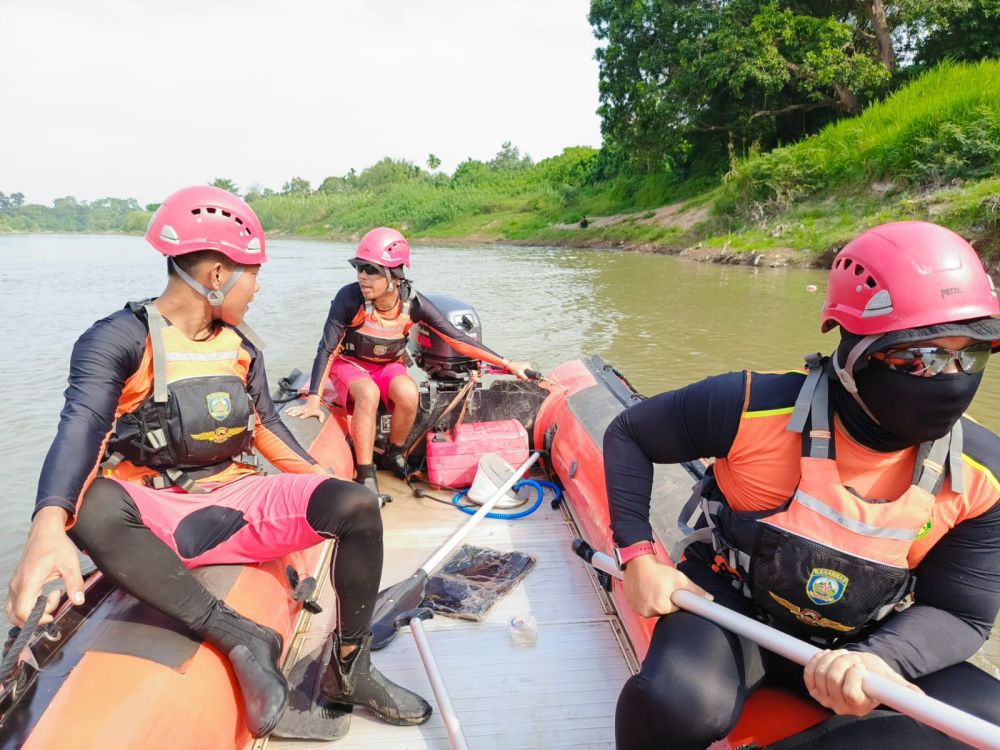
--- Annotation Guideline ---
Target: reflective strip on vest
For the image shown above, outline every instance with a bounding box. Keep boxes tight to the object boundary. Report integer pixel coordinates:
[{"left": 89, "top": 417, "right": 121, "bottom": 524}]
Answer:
[
  {"left": 793, "top": 489, "right": 921, "bottom": 541},
  {"left": 163, "top": 350, "right": 240, "bottom": 362}
]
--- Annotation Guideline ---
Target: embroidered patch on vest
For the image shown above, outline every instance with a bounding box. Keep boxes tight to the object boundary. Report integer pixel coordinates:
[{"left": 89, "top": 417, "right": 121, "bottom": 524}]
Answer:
[
  {"left": 769, "top": 592, "right": 854, "bottom": 632},
  {"left": 915, "top": 518, "right": 933, "bottom": 540},
  {"left": 806, "top": 568, "right": 848, "bottom": 605},
  {"left": 206, "top": 391, "right": 233, "bottom": 422},
  {"left": 191, "top": 426, "right": 247, "bottom": 444},
  {"left": 373, "top": 344, "right": 388, "bottom": 356}
]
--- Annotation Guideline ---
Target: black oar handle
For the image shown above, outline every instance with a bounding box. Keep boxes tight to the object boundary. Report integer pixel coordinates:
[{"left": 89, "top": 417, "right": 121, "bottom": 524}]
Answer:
[
  {"left": 572, "top": 538, "right": 598, "bottom": 564},
  {"left": 393, "top": 607, "right": 434, "bottom": 630},
  {"left": 0, "top": 595, "right": 47, "bottom": 686},
  {"left": 525, "top": 369, "right": 544, "bottom": 381}
]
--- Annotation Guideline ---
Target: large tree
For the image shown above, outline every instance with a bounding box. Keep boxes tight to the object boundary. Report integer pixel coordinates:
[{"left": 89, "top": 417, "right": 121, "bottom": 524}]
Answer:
[
  {"left": 590, "top": 0, "right": 998, "bottom": 175},
  {"left": 906, "top": 0, "right": 1000, "bottom": 66}
]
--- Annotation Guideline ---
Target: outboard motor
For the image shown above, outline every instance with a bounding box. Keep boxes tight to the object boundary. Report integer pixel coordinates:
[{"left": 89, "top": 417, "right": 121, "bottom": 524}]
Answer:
[
  {"left": 397, "top": 293, "right": 548, "bottom": 470},
  {"left": 409, "top": 293, "right": 483, "bottom": 380}
]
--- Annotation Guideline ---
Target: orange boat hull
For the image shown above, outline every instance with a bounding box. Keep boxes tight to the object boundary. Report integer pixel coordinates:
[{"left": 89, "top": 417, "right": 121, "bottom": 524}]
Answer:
[{"left": 3, "top": 408, "right": 351, "bottom": 750}]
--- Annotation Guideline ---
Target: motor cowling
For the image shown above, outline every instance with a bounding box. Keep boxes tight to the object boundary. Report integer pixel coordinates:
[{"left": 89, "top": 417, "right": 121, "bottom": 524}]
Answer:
[{"left": 409, "top": 293, "right": 482, "bottom": 379}]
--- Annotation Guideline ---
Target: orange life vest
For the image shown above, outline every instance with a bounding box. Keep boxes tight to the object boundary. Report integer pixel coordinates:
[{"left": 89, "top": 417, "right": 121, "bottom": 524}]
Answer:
[
  {"left": 687, "top": 356, "right": 986, "bottom": 643},
  {"left": 103, "top": 302, "right": 259, "bottom": 491},
  {"left": 341, "top": 298, "right": 413, "bottom": 364}
]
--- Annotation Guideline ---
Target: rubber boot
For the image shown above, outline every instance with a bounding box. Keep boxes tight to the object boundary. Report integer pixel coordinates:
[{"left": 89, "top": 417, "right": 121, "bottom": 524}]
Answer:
[
  {"left": 355, "top": 463, "right": 391, "bottom": 506},
  {"left": 271, "top": 636, "right": 352, "bottom": 741},
  {"left": 320, "top": 632, "right": 432, "bottom": 726},
  {"left": 196, "top": 602, "right": 289, "bottom": 738},
  {"left": 377, "top": 443, "right": 408, "bottom": 480}
]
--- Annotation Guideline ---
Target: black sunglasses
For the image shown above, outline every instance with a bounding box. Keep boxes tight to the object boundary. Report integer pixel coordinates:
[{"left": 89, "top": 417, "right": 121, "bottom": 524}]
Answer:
[{"left": 354, "top": 263, "right": 385, "bottom": 276}]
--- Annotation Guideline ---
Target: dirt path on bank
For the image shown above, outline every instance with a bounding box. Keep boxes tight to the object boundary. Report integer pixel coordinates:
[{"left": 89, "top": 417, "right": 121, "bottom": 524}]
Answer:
[
  {"left": 549, "top": 200, "right": 711, "bottom": 232},
  {"left": 541, "top": 200, "right": 824, "bottom": 268}
]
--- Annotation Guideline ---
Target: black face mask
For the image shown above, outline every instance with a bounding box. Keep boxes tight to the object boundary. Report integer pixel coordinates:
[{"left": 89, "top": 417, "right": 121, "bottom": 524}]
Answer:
[{"left": 851, "top": 360, "right": 983, "bottom": 446}]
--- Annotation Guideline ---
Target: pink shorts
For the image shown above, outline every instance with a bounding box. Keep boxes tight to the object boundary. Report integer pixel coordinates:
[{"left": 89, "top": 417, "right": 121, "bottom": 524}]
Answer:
[
  {"left": 329, "top": 356, "right": 409, "bottom": 413},
  {"left": 114, "top": 473, "right": 328, "bottom": 568}
]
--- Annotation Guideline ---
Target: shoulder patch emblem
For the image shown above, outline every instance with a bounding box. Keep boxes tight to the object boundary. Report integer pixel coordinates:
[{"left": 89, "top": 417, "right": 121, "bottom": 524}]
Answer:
[
  {"left": 206, "top": 392, "right": 233, "bottom": 422},
  {"left": 806, "top": 568, "right": 848, "bottom": 605}
]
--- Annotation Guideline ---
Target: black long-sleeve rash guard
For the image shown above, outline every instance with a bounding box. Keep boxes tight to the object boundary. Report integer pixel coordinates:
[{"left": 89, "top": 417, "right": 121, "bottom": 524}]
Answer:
[
  {"left": 307, "top": 284, "right": 504, "bottom": 395},
  {"left": 604, "top": 371, "right": 1000, "bottom": 679},
  {"left": 34, "top": 306, "right": 315, "bottom": 518}
]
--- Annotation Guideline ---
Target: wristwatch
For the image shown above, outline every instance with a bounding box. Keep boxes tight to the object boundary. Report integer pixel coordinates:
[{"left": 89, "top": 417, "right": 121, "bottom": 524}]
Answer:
[{"left": 614, "top": 540, "right": 656, "bottom": 569}]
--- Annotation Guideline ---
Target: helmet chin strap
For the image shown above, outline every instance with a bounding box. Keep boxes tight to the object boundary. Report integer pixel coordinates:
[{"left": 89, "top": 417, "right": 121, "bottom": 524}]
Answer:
[
  {"left": 831, "top": 333, "right": 884, "bottom": 423},
  {"left": 169, "top": 258, "right": 246, "bottom": 319}
]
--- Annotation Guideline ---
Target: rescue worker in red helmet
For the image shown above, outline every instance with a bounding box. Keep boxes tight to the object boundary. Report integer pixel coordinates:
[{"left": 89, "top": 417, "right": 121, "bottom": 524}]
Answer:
[
  {"left": 289, "top": 226, "right": 532, "bottom": 500},
  {"left": 5, "top": 187, "right": 431, "bottom": 740},
  {"left": 605, "top": 221, "right": 1000, "bottom": 748}
]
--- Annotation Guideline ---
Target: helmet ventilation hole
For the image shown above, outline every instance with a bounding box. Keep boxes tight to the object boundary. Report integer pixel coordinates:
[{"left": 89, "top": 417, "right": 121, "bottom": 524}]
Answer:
[{"left": 189, "top": 206, "right": 250, "bottom": 232}]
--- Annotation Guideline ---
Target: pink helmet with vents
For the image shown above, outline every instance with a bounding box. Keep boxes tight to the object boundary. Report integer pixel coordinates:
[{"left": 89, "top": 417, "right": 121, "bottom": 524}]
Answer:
[
  {"left": 821, "top": 221, "right": 999, "bottom": 336},
  {"left": 145, "top": 185, "right": 267, "bottom": 265},
  {"left": 351, "top": 227, "right": 411, "bottom": 269}
]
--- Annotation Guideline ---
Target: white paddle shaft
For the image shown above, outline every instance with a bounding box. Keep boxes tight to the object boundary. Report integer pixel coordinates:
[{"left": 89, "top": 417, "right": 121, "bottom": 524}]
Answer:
[
  {"left": 408, "top": 617, "right": 470, "bottom": 750},
  {"left": 422, "top": 451, "right": 541, "bottom": 574},
  {"left": 588, "top": 550, "right": 1000, "bottom": 750}
]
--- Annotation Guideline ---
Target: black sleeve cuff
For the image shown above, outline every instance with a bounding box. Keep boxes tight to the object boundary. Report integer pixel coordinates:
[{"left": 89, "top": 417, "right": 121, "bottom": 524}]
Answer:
[{"left": 32, "top": 497, "right": 77, "bottom": 520}]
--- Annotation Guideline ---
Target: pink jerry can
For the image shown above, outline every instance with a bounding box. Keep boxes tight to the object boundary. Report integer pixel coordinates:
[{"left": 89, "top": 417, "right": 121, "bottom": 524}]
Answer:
[{"left": 425, "top": 420, "right": 529, "bottom": 489}]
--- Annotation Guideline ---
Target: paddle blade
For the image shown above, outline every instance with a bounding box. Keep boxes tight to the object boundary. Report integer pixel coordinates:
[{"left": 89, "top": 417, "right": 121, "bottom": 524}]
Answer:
[{"left": 371, "top": 571, "right": 429, "bottom": 651}]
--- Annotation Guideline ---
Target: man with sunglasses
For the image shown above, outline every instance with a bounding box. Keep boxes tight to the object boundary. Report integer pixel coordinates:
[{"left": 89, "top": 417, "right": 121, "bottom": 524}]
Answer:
[
  {"left": 289, "top": 227, "right": 532, "bottom": 501},
  {"left": 605, "top": 221, "right": 1000, "bottom": 749}
]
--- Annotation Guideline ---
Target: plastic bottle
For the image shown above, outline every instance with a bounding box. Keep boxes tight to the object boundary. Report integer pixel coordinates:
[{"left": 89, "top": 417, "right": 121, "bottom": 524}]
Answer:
[{"left": 508, "top": 615, "right": 538, "bottom": 647}]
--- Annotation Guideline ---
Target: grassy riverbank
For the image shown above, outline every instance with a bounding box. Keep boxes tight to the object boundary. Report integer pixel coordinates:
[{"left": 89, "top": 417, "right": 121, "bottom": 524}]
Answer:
[
  {"left": 3, "top": 62, "right": 998, "bottom": 268},
  {"left": 249, "top": 61, "right": 1000, "bottom": 268}
]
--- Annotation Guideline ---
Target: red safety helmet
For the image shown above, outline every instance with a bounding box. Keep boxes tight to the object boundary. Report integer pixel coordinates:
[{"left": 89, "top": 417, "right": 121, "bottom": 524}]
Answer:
[
  {"left": 824, "top": 221, "right": 1000, "bottom": 399},
  {"left": 822, "top": 221, "right": 998, "bottom": 337},
  {"left": 349, "top": 227, "right": 411, "bottom": 270},
  {"left": 145, "top": 185, "right": 267, "bottom": 265}
]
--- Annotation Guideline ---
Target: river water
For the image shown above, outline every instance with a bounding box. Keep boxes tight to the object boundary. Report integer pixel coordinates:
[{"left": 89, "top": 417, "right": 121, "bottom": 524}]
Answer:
[{"left": 0, "top": 234, "right": 997, "bottom": 674}]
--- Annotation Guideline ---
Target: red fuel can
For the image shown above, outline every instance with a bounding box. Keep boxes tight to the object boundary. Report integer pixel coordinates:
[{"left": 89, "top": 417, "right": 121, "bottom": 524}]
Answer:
[{"left": 425, "top": 420, "right": 529, "bottom": 488}]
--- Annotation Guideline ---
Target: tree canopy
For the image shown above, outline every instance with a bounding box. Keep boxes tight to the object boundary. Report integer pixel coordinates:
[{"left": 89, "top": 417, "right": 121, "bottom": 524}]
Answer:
[
  {"left": 209, "top": 178, "right": 239, "bottom": 195},
  {"left": 590, "top": 0, "right": 1000, "bottom": 176}
]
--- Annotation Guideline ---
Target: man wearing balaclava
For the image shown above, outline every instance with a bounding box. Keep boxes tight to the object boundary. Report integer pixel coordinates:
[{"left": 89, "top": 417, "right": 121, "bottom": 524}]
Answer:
[{"left": 605, "top": 221, "right": 1000, "bottom": 749}]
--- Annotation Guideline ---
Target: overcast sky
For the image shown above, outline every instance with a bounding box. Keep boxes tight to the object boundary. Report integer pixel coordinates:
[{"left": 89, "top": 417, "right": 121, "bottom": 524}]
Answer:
[{"left": 2, "top": 0, "right": 602, "bottom": 206}]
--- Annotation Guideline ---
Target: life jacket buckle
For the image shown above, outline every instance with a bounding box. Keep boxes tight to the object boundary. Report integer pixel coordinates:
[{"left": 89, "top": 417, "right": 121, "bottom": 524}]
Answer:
[
  {"left": 710, "top": 553, "right": 743, "bottom": 581},
  {"left": 144, "top": 474, "right": 171, "bottom": 490}
]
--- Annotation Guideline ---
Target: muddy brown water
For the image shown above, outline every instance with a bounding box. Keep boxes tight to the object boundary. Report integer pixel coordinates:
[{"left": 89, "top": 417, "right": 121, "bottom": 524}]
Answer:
[{"left": 0, "top": 234, "right": 996, "bottom": 675}]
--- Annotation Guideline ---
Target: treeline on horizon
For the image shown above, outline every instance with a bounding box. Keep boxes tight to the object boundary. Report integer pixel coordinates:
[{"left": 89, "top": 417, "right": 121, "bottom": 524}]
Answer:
[{"left": 3, "top": 1, "right": 998, "bottom": 249}]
